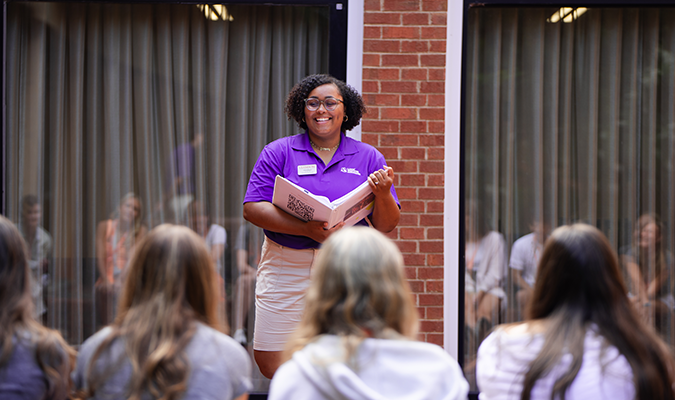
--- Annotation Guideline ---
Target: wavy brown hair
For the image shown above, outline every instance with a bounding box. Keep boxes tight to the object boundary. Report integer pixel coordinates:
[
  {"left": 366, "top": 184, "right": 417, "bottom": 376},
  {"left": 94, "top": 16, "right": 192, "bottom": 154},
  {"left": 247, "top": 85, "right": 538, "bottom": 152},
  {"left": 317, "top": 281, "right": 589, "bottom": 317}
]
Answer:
[
  {"left": 81, "top": 224, "right": 221, "bottom": 400},
  {"left": 522, "top": 223, "right": 675, "bottom": 400},
  {"left": 285, "top": 227, "right": 418, "bottom": 361},
  {"left": 0, "top": 215, "right": 74, "bottom": 399}
]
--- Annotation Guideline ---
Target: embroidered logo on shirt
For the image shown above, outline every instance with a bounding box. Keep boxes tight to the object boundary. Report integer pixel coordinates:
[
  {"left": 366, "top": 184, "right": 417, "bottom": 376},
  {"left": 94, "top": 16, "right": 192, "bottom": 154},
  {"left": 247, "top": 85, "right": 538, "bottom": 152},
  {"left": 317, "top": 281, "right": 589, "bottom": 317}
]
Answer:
[{"left": 340, "top": 167, "right": 361, "bottom": 176}]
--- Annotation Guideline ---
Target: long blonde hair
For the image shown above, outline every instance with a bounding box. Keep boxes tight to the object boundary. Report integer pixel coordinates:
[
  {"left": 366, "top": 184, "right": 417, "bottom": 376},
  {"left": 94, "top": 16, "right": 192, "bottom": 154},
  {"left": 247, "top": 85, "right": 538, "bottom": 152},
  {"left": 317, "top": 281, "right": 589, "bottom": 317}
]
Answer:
[
  {"left": 0, "top": 215, "right": 74, "bottom": 399},
  {"left": 82, "top": 224, "right": 221, "bottom": 400},
  {"left": 286, "top": 227, "right": 418, "bottom": 358}
]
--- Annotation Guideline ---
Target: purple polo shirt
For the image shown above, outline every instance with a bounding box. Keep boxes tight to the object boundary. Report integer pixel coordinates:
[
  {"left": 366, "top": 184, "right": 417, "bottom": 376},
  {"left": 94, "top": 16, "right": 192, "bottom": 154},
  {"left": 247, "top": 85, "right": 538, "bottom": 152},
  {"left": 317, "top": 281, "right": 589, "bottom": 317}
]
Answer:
[{"left": 244, "top": 132, "right": 399, "bottom": 249}]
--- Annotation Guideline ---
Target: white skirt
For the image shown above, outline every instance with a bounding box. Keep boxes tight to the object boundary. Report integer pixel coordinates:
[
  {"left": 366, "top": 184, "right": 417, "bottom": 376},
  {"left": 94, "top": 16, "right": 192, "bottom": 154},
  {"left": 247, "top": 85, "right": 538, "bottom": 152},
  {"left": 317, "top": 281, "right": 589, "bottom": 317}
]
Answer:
[{"left": 253, "top": 237, "right": 319, "bottom": 351}]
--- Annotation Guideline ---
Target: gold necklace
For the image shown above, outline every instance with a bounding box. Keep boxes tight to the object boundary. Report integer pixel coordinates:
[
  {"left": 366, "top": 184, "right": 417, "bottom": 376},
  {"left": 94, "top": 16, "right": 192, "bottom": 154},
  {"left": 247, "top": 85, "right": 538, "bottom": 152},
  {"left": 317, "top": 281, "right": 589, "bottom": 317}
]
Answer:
[{"left": 310, "top": 139, "right": 339, "bottom": 152}]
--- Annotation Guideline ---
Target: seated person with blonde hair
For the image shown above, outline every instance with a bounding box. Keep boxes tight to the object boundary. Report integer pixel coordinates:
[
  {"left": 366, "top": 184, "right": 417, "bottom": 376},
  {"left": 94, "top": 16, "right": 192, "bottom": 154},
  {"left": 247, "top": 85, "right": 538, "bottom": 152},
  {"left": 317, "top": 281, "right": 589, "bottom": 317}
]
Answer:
[{"left": 269, "top": 227, "right": 469, "bottom": 400}]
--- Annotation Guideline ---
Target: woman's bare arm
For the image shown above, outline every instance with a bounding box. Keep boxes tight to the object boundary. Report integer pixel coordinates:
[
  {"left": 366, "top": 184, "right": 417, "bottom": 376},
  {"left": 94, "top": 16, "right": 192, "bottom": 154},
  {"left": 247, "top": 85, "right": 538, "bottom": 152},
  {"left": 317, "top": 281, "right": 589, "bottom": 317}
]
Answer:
[
  {"left": 243, "top": 202, "right": 343, "bottom": 244},
  {"left": 367, "top": 166, "right": 400, "bottom": 233},
  {"left": 624, "top": 256, "right": 648, "bottom": 301},
  {"left": 95, "top": 220, "right": 110, "bottom": 284}
]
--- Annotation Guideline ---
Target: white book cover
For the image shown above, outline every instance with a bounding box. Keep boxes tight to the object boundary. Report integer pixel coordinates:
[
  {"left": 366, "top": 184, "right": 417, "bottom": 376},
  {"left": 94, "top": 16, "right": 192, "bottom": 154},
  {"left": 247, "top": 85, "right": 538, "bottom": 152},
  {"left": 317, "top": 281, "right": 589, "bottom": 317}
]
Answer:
[{"left": 272, "top": 175, "right": 375, "bottom": 228}]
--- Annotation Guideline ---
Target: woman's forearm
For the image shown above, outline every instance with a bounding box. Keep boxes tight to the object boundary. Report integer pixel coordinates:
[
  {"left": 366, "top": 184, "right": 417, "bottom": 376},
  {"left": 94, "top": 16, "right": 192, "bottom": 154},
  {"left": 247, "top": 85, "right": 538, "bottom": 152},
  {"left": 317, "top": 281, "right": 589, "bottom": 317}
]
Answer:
[
  {"left": 624, "top": 258, "right": 648, "bottom": 300},
  {"left": 367, "top": 166, "right": 400, "bottom": 233},
  {"left": 243, "top": 201, "right": 342, "bottom": 243},
  {"left": 370, "top": 192, "right": 400, "bottom": 233},
  {"left": 244, "top": 202, "right": 310, "bottom": 235}
]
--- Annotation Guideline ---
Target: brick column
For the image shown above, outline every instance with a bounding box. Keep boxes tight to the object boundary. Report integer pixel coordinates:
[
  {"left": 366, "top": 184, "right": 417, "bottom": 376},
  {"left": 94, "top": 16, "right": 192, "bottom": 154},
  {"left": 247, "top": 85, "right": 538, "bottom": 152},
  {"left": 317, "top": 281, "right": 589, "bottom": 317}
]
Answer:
[{"left": 362, "top": 0, "right": 447, "bottom": 345}]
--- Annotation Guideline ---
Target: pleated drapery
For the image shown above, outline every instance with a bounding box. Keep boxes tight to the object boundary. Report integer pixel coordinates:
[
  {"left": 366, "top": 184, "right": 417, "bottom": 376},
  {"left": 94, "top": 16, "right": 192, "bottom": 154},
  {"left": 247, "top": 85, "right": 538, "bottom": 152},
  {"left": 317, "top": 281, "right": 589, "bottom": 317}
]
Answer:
[
  {"left": 5, "top": 4, "right": 329, "bottom": 391},
  {"left": 464, "top": 7, "right": 675, "bottom": 388}
]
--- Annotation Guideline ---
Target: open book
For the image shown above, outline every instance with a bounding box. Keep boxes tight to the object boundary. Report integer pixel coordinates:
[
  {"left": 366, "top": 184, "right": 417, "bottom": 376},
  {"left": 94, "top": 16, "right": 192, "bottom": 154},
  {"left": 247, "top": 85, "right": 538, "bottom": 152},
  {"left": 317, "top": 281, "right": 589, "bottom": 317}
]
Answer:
[{"left": 272, "top": 175, "right": 375, "bottom": 228}]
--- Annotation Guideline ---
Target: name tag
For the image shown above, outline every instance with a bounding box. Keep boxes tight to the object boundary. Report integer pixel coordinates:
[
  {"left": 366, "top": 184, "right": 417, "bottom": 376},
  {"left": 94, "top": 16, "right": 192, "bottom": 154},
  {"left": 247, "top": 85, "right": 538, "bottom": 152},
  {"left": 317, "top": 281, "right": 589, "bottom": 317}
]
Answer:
[{"left": 298, "top": 164, "right": 317, "bottom": 176}]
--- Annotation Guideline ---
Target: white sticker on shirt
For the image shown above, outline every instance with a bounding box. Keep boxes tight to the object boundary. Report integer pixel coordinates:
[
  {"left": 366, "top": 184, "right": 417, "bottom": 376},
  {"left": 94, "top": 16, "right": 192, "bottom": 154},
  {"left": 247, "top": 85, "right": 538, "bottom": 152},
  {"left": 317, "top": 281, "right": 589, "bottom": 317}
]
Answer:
[{"left": 298, "top": 164, "right": 317, "bottom": 176}]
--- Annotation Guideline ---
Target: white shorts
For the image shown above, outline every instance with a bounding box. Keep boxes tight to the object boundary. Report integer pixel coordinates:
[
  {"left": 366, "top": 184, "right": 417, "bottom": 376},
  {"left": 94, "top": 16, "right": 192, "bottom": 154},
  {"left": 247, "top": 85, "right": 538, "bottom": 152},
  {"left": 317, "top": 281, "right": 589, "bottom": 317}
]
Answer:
[{"left": 253, "top": 237, "right": 319, "bottom": 351}]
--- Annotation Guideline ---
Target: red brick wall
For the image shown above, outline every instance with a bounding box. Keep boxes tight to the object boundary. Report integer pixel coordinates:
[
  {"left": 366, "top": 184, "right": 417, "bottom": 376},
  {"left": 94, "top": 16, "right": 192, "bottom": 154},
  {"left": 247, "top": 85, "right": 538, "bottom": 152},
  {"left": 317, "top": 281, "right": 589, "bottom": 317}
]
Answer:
[{"left": 361, "top": 0, "right": 447, "bottom": 346}]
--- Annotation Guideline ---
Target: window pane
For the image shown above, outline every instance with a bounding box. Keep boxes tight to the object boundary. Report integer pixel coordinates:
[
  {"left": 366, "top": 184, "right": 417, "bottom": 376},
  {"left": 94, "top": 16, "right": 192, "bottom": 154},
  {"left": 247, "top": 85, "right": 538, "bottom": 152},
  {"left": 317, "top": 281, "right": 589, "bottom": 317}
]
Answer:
[
  {"left": 5, "top": 2, "right": 330, "bottom": 392},
  {"left": 463, "top": 7, "right": 675, "bottom": 389}
]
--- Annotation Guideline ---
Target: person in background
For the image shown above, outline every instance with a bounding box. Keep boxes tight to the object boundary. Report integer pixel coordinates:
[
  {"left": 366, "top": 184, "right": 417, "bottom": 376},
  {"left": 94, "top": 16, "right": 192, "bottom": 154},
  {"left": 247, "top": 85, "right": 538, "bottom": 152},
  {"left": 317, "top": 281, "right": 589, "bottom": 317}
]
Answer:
[
  {"left": 465, "top": 200, "right": 507, "bottom": 343},
  {"left": 95, "top": 193, "right": 147, "bottom": 327},
  {"left": 74, "top": 224, "right": 252, "bottom": 400},
  {"left": 17, "top": 194, "right": 53, "bottom": 320},
  {"left": 165, "top": 132, "right": 203, "bottom": 224},
  {"left": 243, "top": 74, "right": 400, "bottom": 378},
  {"left": 187, "top": 200, "right": 229, "bottom": 333},
  {"left": 477, "top": 223, "right": 675, "bottom": 400},
  {"left": 621, "top": 213, "right": 674, "bottom": 339},
  {"left": 187, "top": 200, "right": 226, "bottom": 275},
  {"left": 269, "top": 227, "right": 469, "bottom": 400},
  {"left": 508, "top": 221, "right": 551, "bottom": 318},
  {"left": 0, "top": 215, "right": 74, "bottom": 399},
  {"left": 232, "top": 222, "right": 263, "bottom": 347}
]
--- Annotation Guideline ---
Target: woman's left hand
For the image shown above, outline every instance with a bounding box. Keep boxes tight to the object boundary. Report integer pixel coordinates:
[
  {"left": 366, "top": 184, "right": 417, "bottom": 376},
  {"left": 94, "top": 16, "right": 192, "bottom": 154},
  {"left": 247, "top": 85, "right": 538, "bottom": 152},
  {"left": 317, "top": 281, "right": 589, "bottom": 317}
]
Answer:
[{"left": 368, "top": 166, "right": 394, "bottom": 196}]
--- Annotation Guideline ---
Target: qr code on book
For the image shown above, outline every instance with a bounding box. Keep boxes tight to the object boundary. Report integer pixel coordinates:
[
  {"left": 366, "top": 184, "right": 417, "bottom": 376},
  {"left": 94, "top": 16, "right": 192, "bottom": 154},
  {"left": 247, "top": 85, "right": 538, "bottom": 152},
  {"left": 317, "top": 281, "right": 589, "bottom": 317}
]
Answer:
[{"left": 287, "top": 194, "right": 314, "bottom": 221}]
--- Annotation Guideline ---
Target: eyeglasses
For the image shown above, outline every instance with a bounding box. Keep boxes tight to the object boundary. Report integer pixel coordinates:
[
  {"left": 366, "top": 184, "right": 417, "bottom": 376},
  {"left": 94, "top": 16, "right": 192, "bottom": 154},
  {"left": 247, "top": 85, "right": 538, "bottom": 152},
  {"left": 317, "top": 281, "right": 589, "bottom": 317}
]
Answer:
[{"left": 304, "top": 97, "right": 343, "bottom": 111}]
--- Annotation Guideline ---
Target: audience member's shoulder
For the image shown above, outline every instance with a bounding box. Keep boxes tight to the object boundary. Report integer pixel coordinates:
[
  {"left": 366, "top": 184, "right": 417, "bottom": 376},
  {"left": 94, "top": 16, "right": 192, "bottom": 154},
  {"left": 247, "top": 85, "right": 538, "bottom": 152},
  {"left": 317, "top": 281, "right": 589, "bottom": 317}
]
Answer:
[
  {"left": 477, "top": 323, "right": 543, "bottom": 377},
  {"left": 11, "top": 329, "right": 43, "bottom": 359},
  {"left": 73, "top": 327, "right": 115, "bottom": 386},
  {"left": 399, "top": 340, "right": 469, "bottom": 399},
  {"left": 380, "top": 339, "right": 462, "bottom": 372},
  {"left": 500, "top": 321, "right": 546, "bottom": 336},
  {"left": 512, "top": 232, "right": 535, "bottom": 248},
  {"left": 481, "top": 322, "right": 546, "bottom": 354},
  {"left": 79, "top": 327, "right": 114, "bottom": 354},
  {"left": 188, "top": 323, "right": 253, "bottom": 397},
  {"left": 192, "top": 323, "right": 249, "bottom": 360},
  {"left": 482, "top": 231, "right": 506, "bottom": 249},
  {"left": 208, "top": 224, "right": 227, "bottom": 238},
  {"left": 404, "top": 339, "right": 454, "bottom": 357}
]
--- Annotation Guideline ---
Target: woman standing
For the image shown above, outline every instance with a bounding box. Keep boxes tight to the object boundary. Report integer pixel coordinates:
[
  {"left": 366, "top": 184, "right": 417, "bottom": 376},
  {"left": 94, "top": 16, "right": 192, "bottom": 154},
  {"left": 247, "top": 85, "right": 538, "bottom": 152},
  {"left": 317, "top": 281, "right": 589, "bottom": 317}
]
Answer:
[
  {"left": 0, "top": 215, "right": 74, "bottom": 399},
  {"left": 476, "top": 224, "right": 675, "bottom": 400},
  {"left": 74, "top": 225, "right": 252, "bottom": 400},
  {"left": 269, "top": 227, "right": 468, "bottom": 400},
  {"left": 243, "top": 74, "right": 400, "bottom": 377}
]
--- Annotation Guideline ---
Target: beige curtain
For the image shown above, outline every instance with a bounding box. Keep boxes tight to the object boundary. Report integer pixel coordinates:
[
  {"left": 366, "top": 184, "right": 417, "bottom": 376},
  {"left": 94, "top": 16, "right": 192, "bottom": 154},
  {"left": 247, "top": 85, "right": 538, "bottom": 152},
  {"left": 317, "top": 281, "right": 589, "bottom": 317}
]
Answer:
[
  {"left": 464, "top": 7, "right": 675, "bottom": 388},
  {"left": 6, "top": 1, "right": 328, "bottom": 368}
]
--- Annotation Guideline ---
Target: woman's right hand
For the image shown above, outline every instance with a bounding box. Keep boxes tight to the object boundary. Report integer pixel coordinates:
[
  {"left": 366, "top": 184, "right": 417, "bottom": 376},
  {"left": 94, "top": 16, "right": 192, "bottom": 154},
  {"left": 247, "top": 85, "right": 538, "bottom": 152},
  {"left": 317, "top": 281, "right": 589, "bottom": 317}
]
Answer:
[{"left": 305, "top": 221, "right": 345, "bottom": 243}]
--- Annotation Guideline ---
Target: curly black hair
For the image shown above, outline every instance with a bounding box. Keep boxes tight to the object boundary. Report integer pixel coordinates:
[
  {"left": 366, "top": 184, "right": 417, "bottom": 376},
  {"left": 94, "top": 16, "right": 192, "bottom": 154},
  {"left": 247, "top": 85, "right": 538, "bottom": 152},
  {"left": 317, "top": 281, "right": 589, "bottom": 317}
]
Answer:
[{"left": 284, "top": 74, "right": 366, "bottom": 132}]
